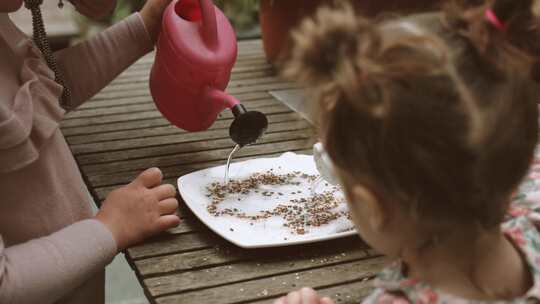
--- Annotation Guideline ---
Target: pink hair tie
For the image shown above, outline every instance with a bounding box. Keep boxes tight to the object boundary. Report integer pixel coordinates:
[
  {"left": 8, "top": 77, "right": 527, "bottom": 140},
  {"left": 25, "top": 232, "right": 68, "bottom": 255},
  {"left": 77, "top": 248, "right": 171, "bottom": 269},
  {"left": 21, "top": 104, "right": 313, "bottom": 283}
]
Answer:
[{"left": 485, "top": 9, "right": 507, "bottom": 31}]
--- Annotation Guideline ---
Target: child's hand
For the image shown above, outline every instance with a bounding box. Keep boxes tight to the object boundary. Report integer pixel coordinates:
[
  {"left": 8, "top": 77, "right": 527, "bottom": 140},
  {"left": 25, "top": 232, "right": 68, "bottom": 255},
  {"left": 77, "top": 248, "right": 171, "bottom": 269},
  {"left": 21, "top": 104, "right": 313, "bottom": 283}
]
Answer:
[
  {"left": 96, "top": 167, "right": 180, "bottom": 250},
  {"left": 274, "top": 288, "right": 335, "bottom": 304},
  {"left": 140, "top": 0, "right": 173, "bottom": 43}
]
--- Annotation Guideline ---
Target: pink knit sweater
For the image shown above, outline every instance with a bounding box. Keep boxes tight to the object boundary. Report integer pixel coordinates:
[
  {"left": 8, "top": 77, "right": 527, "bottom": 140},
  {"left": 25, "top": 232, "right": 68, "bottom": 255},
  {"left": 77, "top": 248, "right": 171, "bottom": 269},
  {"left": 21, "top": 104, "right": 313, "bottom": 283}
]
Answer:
[{"left": 0, "top": 12, "right": 153, "bottom": 304}]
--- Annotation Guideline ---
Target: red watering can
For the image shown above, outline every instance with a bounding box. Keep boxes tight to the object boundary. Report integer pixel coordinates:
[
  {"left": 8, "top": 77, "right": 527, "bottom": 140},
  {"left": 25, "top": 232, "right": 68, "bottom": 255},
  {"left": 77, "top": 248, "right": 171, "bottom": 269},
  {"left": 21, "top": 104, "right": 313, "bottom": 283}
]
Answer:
[{"left": 150, "top": 0, "right": 268, "bottom": 146}]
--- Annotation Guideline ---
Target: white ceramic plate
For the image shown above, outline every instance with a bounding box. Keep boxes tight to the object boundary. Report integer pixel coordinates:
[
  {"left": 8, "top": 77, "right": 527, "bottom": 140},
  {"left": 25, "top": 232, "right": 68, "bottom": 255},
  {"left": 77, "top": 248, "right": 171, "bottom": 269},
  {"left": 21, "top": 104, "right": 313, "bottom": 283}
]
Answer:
[{"left": 177, "top": 152, "right": 357, "bottom": 248}]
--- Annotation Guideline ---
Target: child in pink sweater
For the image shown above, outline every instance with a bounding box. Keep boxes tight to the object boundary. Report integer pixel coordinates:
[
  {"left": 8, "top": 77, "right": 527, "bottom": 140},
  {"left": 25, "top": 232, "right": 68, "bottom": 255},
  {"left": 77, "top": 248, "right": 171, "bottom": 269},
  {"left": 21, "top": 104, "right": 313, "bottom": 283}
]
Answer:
[{"left": 0, "top": 1, "right": 181, "bottom": 303}]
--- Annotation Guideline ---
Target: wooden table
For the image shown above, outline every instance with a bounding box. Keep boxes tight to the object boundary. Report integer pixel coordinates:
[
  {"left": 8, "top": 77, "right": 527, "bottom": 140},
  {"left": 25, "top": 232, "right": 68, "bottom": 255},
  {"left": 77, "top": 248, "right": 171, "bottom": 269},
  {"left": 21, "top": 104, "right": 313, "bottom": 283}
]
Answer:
[{"left": 61, "top": 40, "right": 387, "bottom": 304}]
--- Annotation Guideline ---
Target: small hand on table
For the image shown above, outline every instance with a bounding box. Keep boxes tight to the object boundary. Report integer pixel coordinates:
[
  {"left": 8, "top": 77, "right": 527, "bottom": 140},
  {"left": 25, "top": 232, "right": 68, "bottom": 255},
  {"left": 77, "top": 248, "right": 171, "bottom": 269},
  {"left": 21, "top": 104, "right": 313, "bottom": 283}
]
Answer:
[{"left": 274, "top": 288, "right": 335, "bottom": 304}]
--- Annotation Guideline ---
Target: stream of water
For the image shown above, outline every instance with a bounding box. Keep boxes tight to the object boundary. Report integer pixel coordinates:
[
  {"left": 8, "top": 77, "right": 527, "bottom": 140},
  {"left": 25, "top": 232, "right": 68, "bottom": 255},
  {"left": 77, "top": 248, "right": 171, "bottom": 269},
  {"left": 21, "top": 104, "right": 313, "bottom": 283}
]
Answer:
[{"left": 224, "top": 144, "right": 241, "bottom": 184}]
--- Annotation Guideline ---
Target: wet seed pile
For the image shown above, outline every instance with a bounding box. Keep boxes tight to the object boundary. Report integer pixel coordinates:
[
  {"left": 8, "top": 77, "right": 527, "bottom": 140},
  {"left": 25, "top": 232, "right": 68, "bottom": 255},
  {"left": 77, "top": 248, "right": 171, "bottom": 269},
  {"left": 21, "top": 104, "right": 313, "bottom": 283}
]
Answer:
[{"left": 205, "top": 171, "right": 351, "bottom": 235}]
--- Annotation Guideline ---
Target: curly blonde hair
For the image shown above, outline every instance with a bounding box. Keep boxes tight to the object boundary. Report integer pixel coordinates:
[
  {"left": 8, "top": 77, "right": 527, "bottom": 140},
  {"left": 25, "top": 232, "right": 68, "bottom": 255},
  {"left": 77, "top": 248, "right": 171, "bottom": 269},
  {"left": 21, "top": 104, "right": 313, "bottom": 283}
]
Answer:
[{"left": 285, "top": 0, "right": 540, "bottom": 228}]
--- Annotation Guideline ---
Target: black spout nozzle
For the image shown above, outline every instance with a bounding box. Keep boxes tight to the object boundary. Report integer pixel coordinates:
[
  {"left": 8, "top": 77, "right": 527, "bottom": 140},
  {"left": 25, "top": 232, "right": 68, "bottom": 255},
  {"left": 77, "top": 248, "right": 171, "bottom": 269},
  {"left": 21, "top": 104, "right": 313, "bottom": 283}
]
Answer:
[{"left": 229, "top": 104, "right": 268, "bottom": 147}]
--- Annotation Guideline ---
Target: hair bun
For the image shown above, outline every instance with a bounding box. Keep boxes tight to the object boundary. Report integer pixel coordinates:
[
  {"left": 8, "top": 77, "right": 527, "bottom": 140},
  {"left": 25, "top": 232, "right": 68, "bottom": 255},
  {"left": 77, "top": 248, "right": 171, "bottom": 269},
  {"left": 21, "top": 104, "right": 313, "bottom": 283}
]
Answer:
[
  {"left": 284, "top": 4, "right": 386, "bottom": 113},
  {"left": 285, "top": 4, "right": 450, "bottom": 118}
]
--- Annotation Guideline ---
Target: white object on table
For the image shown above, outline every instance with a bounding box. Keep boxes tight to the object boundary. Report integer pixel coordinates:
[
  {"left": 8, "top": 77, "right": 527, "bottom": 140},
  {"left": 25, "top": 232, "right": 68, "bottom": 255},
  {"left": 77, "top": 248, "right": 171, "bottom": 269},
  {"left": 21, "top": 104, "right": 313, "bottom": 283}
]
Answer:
[
  {"left": 313, "top": 142, "right": 340, "bottom": 186},
  {"left": 177, "top": 152, "right": 356, "bottom": 248}
]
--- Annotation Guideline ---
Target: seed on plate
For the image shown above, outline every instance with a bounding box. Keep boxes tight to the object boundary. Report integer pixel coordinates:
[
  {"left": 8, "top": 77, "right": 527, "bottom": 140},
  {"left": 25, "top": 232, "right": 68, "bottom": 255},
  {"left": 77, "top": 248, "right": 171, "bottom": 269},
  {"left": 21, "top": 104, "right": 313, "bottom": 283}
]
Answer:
[{"left": 204, "top": 171, "right": 351, "bottom": 234}]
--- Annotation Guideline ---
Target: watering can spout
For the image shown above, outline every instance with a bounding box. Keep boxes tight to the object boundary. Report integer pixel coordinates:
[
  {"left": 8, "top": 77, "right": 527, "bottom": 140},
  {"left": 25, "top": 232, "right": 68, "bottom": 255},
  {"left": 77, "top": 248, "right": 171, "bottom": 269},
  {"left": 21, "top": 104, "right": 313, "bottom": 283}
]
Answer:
[
  {"left": 205, "top": 88, "right": 240, "bottom": 109},
  {"left": 199, "top": 0, "right": 218, "bottom": 49},
  {"left": 205, "top": 88, "right": 269, "bottom": 147}
]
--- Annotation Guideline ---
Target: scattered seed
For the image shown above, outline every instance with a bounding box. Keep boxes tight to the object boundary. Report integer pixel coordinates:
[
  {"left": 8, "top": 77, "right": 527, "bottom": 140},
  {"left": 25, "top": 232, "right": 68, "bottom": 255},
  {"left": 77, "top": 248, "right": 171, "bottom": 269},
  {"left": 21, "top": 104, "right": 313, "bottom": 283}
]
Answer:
[{"left": 205, "top": 171, "right": 351, "bottom": 235}]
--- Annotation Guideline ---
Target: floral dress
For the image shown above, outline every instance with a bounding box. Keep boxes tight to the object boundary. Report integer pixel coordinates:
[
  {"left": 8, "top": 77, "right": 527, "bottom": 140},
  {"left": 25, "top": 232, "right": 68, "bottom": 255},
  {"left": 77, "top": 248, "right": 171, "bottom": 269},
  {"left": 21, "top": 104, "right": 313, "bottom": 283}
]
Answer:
[{"left": 363, "top": 147, "right": 540, "bottom": 304}]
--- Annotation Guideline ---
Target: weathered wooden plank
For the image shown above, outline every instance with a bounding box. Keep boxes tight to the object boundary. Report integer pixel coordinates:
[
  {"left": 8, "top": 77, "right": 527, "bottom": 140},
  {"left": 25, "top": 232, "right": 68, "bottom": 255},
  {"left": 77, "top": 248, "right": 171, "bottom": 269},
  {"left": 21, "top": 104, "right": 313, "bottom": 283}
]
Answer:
[
  {"left": 76, "top": 90, "right": 273, "bottom": 112},
  {"left": 67, "top": 102, "right": 157, "bottom": 119},
  {"left": 61, "top": 103, "right": 289, "bottom": 128},
  {"left": 165, "top": 217, "right": 205, "bottom": 235},
  {"left": 134, "top": 51, "right": 265, "bottom": 64},
  {"left": 75, "top": 124, "right": 309, "bottom": 167},
  {"left": 62, "top": 116, "right": 165, "bottom": 136},
  {"left": 135, "top": 247, "right": 245, "bottom": 277},
  {"left": 144, "top": 247, "right": 376, "bottom": 297},
  {"left": 87, "top": 140, "right": 313, "bottom": 187},
  {"left": 248, "top": 279, "right": 375, "bottom": 304},
  {"left": 104, "top": 63, "right": 272, "bottom": 92},
  {"left": 121, "top": 56, "right": 269, "bottom": 74},
  {"left": 132, "top": 54, "right": 266, "bottom": 66},
  {"left": 81, "top": 129, "right": 311, "bottom": 174},
  {"left": 111, "top": 63, "right": 272, "bottom": 86},
  {"left": 99, "top": 74, "right": 283, "bottom": 95},
  {"left": 92, "top": 149, "right": 313, "bottom": 201},
  {"left": 128, "top": 232, "right": 224, "bottom": 259},
  {"left": 108, "top": 69, "right": 272, "bottom": 87},
  {"left": 130, "top": 45, "right": 265, "bottom": 64},
  {"left": 136, "top": 237, "right": 372, "bottom": 278},
  {"left": 71, "top": 119, "right": 309, "bottom": 156},
  {"left": 68, "top": 112, "right": 302, "bottom": 147},
  {"left": 66, "top": 97, "right": 277, "bottom": 120},
  {"left": 154, "top": 257, "right": 387, "bottom": 304},
  {"left": 90, "top": 82, "right": 295, "bottom": 102},
  {"left": 131, "top": 41, "right": 262, "bottom": 65}
]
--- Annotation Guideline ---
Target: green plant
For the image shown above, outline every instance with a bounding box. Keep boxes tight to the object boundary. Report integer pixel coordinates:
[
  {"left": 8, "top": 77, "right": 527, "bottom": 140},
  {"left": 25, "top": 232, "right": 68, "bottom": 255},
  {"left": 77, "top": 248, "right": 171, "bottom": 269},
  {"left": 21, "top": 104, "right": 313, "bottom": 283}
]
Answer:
[
  {"left": 110, "top": 0, "right": 146, "bottom": 24},
  {"left": 215, "top": 0, "right": 259, "bottom": 31},
  {"left": 74, "top": 0, "right": 260, "bottom": 39}
]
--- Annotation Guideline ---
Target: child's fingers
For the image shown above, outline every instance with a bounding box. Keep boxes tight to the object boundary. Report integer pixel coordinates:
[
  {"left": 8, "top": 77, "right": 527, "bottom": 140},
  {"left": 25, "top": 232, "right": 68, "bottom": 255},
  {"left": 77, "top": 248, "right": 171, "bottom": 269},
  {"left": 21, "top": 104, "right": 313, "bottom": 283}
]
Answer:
[
  {"left": 286, "top": 291, "right": 301, "bottom": 304},
  {"left": 158, "top": 198, "right": 179, "bottom": 215},
  {"left": 274, "top": 296, "right": 287, "bottom": 304},
  {"left": 320, "top": 297, "right": 335, "bottom": 304},
  {"left": 134, "top": 167, "right": 163, "bottom": 188},
  {"left": 299, "top": 287, "right": 317, "bottom": 303},
  {"left": 152, "top": 184, "right": 176, "bottom": 200},
  {"left": 156, "top": 214, "right": 181, "bottom": 231}
]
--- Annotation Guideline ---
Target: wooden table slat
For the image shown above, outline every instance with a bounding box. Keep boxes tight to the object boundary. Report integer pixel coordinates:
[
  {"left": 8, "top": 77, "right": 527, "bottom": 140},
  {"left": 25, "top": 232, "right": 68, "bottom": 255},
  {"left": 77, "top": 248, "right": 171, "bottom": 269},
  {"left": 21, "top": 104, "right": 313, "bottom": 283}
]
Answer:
[
  {"left": 66, "top": 98, "right": 280, "bottom": 121},
  {"left": 154, "top": 257, "right": 386, "bottom": 304},
  {"left": 68, "top": 112, "right": 302, "bottom": 147},
  {"left": 136, "top": 238, "right": 374, "bottom": 279},
  {"left": 81, "top": 129, "right": 311, "bottom": 175},
  {"left": 73, "top": 119, "right": 311, "bottom": 158},
  {"left": 145, "top": 248, "right": 377, "bottom": 297},
  {"left": 249, "top": 279, "right": 375, "bottom": 304},
  {"left": 77, "top": 129, "right": 311, "bottom": 170},
  {"left": 121, "top": 56, "right": 270, "bottom": 74},
  {"left": 78, "top": 90, "right": 274, "bottom": 111},
  {"left": 99, "top": 73, "right": 283, "bottom": 95},
  {"left": 88, "top": 139, "right": 314, "bottom": 188},
  {"left": 93, "top": 148, "right": 314, "bottom": 201},
  {"left": 109, "top": 69, "right": 273, "bottom": 88},
  {"left": 90, "top": 82, "right": 296, "bottom": 102},
  {"left": 62, "top": 103, "right": 290, "bottom": 129}
]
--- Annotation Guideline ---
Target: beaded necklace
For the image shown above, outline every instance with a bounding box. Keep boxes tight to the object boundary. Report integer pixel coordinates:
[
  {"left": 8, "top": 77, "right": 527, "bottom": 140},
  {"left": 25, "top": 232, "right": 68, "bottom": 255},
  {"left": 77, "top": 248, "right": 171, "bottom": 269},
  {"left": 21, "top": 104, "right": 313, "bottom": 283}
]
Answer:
[{"left": 23, "top": 0, "right": 72, "bottom": 110}]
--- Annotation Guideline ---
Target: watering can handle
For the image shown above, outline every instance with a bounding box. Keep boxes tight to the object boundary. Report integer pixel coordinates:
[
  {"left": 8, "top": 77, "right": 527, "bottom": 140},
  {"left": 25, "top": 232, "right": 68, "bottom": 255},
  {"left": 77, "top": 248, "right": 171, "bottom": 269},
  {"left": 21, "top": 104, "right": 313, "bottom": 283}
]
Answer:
[{"left": 199, "top": 0, "right": 218, "bottom": 49}]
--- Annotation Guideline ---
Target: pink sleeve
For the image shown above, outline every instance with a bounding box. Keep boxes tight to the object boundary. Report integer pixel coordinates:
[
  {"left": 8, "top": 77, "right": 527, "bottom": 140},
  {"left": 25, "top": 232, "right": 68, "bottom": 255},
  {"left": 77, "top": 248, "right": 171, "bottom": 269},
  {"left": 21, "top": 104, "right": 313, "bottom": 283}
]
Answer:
[
  {"left": 54, "top": 13, "right": 153, "bottom": 109},
  {"left": 0, "top": 219, "right": 117, "bottom": 304}
]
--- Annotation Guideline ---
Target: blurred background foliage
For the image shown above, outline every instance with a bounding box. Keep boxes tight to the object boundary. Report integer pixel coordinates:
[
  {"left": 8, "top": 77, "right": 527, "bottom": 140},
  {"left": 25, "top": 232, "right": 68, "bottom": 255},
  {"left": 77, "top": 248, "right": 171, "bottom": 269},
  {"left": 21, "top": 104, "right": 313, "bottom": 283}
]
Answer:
[{"left": 75, "top": 0, "right": 260, "bottom": 39}]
